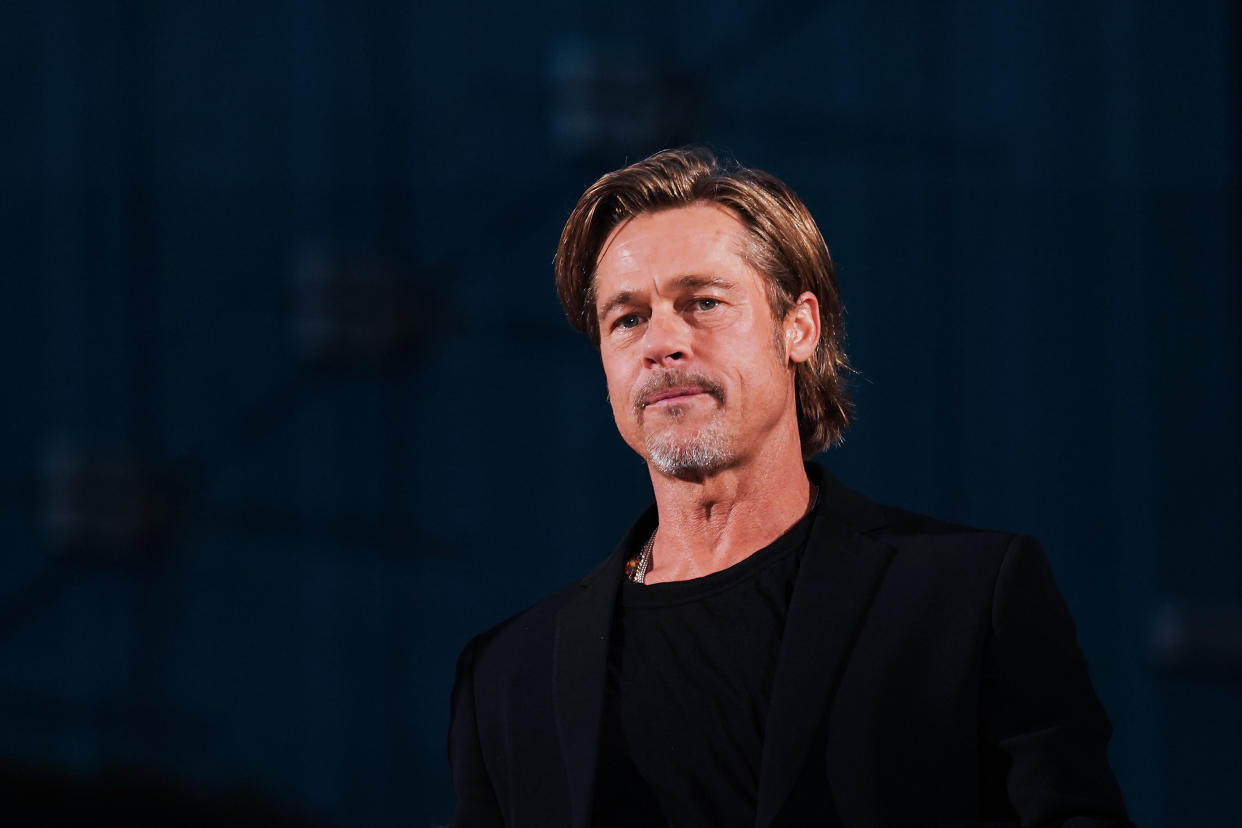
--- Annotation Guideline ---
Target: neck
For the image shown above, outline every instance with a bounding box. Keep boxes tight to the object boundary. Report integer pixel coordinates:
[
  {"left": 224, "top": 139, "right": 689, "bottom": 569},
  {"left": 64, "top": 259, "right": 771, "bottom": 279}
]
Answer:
[{"left": 643, "top": 431, "right": 813, "bottom": 584}]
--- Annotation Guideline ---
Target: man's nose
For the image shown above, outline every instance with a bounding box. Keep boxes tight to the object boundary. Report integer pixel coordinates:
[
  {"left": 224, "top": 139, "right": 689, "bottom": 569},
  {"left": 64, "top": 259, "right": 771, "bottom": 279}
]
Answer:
[{"left": 642, "top": 311, "right": 690, "bottom": 366}]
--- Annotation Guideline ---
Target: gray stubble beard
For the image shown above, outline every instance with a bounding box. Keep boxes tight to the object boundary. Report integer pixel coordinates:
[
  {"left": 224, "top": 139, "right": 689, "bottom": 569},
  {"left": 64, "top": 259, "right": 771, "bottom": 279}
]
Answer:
[
  {"left": 630, "top": 369, "right": 735, "bottom": 479},
  {"left": 643, "top": 408, "right": 735, "bottom": 479}
]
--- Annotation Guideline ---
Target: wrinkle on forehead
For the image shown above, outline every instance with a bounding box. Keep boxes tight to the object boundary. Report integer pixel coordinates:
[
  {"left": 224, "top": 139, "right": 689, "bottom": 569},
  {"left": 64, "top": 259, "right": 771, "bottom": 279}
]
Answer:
[{"left": 593, "top": 205, "right": 752, "bottom": 283}]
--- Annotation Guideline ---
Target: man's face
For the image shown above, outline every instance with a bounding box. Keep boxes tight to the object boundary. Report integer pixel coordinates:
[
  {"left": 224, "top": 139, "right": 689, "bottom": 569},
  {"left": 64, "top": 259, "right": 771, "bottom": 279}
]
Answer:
[{"left": 593, "top": 203, "right": 803, "bottom": 478}]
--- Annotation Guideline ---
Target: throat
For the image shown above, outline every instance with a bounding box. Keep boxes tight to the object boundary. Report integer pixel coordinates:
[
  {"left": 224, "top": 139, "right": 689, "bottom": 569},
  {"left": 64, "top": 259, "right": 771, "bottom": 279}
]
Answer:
[{"left": 633, "top": 481, "right": 819, "bottom": 585}]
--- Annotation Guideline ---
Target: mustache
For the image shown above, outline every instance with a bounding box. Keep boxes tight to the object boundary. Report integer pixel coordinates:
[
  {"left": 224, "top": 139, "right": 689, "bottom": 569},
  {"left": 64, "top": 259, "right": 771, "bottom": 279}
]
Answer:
[{"left": 632, "top": 370, "right": 726, "bottom": 414}]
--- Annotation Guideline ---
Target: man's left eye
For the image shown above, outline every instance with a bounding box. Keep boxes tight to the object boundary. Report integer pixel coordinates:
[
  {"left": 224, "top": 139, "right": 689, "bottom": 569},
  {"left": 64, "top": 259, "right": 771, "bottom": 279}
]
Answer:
[{"left": 693, "top": 298, "right": 720, "bottom": 311}]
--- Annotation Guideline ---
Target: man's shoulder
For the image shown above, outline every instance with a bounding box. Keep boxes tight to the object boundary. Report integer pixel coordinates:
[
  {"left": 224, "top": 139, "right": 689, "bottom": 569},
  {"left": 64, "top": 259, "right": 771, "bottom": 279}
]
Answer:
[
  {"left": 819, "top": 467, "right": 1034, "bottom": 566},
  {"left": 816, "top": 470, "right": 1051, "bottom": 610},
  {"left": 459, "top": 578, "right": 577, "bottom": 662},
  {"left": 457, "top": 545, "right": 627, "bottom": 674},
  {"left": 872, "top": 501, "right": 1019, "bottom": 546}
]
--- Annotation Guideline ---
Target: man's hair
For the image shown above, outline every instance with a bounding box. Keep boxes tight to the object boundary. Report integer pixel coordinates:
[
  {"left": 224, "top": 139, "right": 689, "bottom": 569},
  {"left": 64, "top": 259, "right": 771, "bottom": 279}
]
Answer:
[{"left": 554, "top": 146, "right": 852, "bottom": 456}]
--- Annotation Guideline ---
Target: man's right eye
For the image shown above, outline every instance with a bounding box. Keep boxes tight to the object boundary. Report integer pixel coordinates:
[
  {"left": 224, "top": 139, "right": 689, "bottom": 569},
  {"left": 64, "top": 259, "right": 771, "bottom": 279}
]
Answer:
[{"left": 617, "top": 314, "right": 643, "bottom": 329}]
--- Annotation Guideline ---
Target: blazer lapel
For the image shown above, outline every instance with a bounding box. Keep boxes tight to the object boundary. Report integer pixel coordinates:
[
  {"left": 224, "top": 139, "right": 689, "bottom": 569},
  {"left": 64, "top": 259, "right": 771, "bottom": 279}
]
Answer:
[
  {"left": 755, "top": 473, "right": 895, "bottom": 828},
  {"left": 554, "top": 506, "right": 655, "bottom": 828}
]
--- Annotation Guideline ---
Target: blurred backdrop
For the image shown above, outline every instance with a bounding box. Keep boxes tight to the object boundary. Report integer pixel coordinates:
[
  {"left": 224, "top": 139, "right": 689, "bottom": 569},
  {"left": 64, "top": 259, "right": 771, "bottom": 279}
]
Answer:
[{"left": 2, "top": 1, "right": 1239, "bottom": 826}]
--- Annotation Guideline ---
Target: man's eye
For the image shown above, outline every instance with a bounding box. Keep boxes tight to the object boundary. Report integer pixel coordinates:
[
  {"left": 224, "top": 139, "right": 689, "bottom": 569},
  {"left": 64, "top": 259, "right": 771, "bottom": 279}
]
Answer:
[
  {"left": 692, "top": 298, "right": 720, "bottom": 311},
  {"left": 617, "top": 314, "right": 643, "bottom": 329}
]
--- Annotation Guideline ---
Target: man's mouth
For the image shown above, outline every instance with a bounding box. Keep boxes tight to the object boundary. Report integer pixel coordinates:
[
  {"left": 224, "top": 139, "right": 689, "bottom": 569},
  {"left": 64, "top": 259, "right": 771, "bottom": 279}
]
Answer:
[
  {"left": 633, "top": 371, "right": 726, "bottom": 416},
  {"left": 642, "top": 387, "right": 712, "bottom": 408}
]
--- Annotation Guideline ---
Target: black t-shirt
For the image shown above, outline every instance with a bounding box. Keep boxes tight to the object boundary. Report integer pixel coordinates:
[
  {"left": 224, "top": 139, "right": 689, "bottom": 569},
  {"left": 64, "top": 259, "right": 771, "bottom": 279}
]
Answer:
[{"left": 591, "top": 508, "right": 817, "bottom": 828}]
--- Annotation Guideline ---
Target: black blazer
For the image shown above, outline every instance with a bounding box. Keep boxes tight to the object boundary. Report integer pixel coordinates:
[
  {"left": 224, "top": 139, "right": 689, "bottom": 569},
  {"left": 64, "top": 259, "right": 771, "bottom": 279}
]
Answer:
[{"left": 448, "top": 468, "right": 1131, "bottom": 827}]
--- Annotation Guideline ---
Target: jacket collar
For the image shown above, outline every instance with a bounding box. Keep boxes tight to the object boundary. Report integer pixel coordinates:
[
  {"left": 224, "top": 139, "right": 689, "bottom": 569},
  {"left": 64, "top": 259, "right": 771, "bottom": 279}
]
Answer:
[
  {"left": 755, "top": 467, "right": 896, "bottom": 827},
  {"left": 553, "top": 504, "right": 652, "bottom": 828},
  {"left": 553, "top": 465, "right": 894, "bottom": 828}
]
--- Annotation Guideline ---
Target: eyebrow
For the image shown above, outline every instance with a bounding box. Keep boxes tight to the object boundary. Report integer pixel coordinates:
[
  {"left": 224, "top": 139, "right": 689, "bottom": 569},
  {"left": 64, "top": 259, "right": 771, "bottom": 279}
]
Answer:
[
  {"left": 596, "top": 275, "right": 738, "bottom": 320},
  {"left": 672, "top": 275, "right": 737, "bottom": 292},
  {"left": 597, "top": 291, "right": 637, "bottom": 322}
]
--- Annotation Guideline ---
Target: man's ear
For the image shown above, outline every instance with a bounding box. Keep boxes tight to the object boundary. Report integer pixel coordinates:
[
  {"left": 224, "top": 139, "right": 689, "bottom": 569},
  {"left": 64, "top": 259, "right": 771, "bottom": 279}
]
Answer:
[{"left": 784, "top": 291, "right": 820, "bottom": 364}]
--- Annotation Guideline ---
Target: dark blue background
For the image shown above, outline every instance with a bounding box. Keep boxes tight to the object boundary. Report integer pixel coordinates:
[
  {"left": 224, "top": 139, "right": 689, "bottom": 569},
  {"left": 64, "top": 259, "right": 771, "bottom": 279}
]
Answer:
[{"left": 2, "top": 1, "right": 1238, "bottom": 826}]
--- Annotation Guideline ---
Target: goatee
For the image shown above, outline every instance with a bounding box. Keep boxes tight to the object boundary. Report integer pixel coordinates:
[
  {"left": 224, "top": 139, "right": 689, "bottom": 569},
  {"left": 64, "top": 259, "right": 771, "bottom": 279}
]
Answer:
[{"left": 633, "top": 369, "right": 734, "bottom": 478}]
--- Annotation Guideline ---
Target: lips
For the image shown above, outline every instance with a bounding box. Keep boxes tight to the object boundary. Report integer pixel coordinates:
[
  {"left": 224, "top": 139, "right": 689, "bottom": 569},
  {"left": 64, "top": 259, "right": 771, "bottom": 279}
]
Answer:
[
  {"left": 643, "top": 387, "right": 711, "bottom": 407},
  {"left": 633, "top": 371, "right": 726, "bottom": 416}
]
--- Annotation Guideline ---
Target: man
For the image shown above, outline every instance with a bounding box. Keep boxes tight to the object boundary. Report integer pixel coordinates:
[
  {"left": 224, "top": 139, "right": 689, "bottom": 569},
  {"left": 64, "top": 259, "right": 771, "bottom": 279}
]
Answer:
[{"left": 448, "top": 148, "right": 1130, "bottom": 827}]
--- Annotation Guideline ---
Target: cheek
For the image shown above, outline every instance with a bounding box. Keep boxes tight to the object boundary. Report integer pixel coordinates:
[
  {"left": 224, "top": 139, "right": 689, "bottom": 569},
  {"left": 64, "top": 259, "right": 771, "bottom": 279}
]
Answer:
[
  {"left": 601, "top": 361, "right": 633, "bottom": 416},
  {"left": 733, "top": 332, "right": 790, "bottom": 397},
  {"left": 607, "top": 383, "right": 628, "bottom": 422}
]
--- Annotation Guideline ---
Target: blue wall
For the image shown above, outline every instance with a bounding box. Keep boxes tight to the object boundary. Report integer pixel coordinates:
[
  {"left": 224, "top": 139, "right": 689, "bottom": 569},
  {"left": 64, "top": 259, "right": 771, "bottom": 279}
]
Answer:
[{"left": 1, "top": 2, "right": 1238, "bottom": 825}]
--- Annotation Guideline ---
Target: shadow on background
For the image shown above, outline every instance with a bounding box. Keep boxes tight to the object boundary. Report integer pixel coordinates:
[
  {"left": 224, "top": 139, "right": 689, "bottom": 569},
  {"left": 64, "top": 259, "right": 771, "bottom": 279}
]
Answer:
[
  {"left": 1, "top": 1, "right": 1239, "bottom": 826},
  {"left": 1, "top": 758, "right": 324, "bottom": 826}
]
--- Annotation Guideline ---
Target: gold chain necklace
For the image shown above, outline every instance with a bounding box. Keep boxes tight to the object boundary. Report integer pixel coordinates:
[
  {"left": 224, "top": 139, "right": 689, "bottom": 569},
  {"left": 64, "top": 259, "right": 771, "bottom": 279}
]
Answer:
[{"left": 628, "top": 531, "right": 656, "bottom": 584}]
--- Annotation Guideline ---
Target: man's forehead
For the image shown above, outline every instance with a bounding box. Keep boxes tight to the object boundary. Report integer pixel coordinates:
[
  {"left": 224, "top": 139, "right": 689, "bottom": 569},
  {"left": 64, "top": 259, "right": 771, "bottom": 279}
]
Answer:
[
  {"left": 597, "top": 203, "right": 748, "bottom": 264},
  {"left": 592, "top": 206, "right": 756, "bottom": 303}
]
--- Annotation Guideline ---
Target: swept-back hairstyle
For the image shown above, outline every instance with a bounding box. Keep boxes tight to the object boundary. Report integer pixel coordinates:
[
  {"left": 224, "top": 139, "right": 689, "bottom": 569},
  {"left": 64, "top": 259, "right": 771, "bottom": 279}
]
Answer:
[{"left": 554, "top": 146, "right": 852, "bottom": 456}]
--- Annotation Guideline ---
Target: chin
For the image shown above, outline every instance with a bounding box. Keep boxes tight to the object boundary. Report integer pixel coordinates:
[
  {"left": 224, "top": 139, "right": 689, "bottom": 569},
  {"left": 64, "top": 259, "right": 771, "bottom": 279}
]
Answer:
[{"left": 643, "top": 425, "right": 735, "bottom": 479}]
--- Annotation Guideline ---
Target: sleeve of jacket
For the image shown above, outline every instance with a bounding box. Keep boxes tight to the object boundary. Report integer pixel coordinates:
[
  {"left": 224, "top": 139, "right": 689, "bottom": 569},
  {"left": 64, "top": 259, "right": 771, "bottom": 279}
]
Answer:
[
  {"left": 980, "top": 534, "right": 1133, "bottom": 828},
  {"left": 448, "top": 637, "right": 505, "bottom": 828}
]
